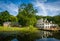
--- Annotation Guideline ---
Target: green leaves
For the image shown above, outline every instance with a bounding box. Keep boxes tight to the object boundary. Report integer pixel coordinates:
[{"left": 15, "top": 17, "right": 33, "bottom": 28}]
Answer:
[
  {"left": 17, "top": 3, "right": 37, "bottom": 26},
  {"left": 0, "top": 11, "right": 10, "bottom": 22},
  {"left": 0, "top": 11, "right": 18, "bottom": 25},
  {"left": 53, "top": 15, "right": 60, "bottom": 26},
  {"left": 9, "top": 15, "right": 18, "bottom": 22},
  {"left": 0, "top": 11, "right": 11, "bottom": 25}
]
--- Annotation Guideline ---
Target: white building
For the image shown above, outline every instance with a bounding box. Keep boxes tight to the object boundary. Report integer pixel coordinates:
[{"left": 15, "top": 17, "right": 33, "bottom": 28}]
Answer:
[
  {"left": 3, "top": 22, "right": 11, "bottom": 27},
  {"left": 36, "top": 18, "right": 57, "bottom": 29}
]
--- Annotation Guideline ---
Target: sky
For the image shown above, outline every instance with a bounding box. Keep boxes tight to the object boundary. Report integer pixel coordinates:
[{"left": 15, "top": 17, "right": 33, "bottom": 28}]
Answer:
[{"left": 0, "top": 0, "right": 60, "bottom": 16}]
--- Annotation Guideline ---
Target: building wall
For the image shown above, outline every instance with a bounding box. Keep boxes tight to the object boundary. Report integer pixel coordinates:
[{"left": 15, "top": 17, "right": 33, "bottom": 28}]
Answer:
[
  {"left": 3, "top": 23, "right": 11, "bottom": 27},
  {"left": 44, "top": 23, "right": 51, "bottom": 29},
  {"left": 36, "top": 18, "right": 57, "bottom": 29}
]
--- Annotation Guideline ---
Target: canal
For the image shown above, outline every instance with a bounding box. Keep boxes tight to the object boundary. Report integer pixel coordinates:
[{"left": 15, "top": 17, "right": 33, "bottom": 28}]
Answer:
[{"left": 0, "top": 31, "right": 60, "bottom": 41}]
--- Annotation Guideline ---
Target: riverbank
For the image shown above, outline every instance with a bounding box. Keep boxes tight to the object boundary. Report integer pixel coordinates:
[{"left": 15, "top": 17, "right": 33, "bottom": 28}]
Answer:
[
  {"left": 0, "top": 26, "right": 39, "bottom": 32},
  {"left": 0, "top": 26, "right": 40, "bottom": 41},
  {"left": 0, "top": 26, "right": 60, "bottom": 41},
  {"left": 0, "top": 26, "right": 60, "bottom": 32}
]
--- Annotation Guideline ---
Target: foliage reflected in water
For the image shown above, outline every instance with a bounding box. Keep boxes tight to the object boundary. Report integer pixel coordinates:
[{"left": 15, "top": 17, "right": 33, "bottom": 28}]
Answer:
[
  {"left": 36, "top": 31, "right": 60, "bottom": 41},
  {"left": 0, "top": 31, "right": 40, "bottom": 41},
  {"left": 0, "top": 31, "right": 60, "bottom": 41}
]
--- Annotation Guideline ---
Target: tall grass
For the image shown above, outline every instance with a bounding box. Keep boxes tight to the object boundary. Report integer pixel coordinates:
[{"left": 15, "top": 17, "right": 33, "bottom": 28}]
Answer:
[{"left": 0, "top": 26, "right": 39, "bottom": 32}]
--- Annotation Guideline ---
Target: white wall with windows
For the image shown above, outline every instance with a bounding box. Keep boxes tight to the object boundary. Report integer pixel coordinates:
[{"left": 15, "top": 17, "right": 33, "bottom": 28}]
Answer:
[{"left": 36, "top": 18, "right": 57, "bottom": 29}]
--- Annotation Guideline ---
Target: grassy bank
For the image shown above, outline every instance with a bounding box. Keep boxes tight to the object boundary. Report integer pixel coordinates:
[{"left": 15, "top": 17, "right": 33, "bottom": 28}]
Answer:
[
  {"left": 0, "top": 26, "right": 40, "bottom": 41},
  {"left": 0, "top": 26, "right": 39, "bottom": 32}
]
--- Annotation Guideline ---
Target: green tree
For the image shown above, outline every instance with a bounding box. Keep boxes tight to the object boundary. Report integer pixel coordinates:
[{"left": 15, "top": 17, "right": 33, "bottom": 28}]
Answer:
[
  {"left": 9, "top": 15, "right": 18, "bottom": 22},
  {"left": 35, "top": 15, "right": 43, "bottom": 20},
  {"left": 17, "top": 3, "right": 37, "bottom": 26},
  {"left": 0, "top": 11, "right": 11, "bottom": 25},
  {"left": 53, "top": 15, "right": 60, "bottom": 26},
  {"left": 44, "top": 16, "right": 54, "bottom": 22}
]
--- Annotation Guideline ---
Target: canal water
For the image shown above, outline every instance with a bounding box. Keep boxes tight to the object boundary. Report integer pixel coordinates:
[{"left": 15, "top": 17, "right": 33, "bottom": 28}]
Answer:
[{"left": 0, "top": 31, "right": 60, "bottom": 41}]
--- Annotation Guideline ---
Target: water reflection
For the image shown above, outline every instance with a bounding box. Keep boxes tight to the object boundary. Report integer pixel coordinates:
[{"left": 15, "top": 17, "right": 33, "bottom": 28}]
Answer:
[
  {"left": 0, "top": 31, "right": 60, "bottom": 41},
  {"left": 36, "top": 31, "right": 60, "bottom": 41},
  {"left": 0, "top": 31, "right": 40, "bottom": 41},
  {"left": 39, "top": 31, "right": 52, "bottom": 38},
  {"left": 11, "top": 38, "right": 18, "bottom": 41},
  {"left": 36, "top": 38, "right": 60, "bottom": 41}
]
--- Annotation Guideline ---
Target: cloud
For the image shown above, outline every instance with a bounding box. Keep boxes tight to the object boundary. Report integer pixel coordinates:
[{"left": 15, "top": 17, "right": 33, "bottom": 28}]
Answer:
[
  {"left": 33, "top": 0, "right": 60, "bottom": 16},
  {"left": 0, "top": 2, "right": 18, "bottom": 16},
  {"left": 0, "top": 0, "right": 60, "bottom": 16},
  {"left": 45, "top": 1, "right": 60, "bottom": 16},
  {"left": 33, "top": 0, "right": 48, "bottom": 16},
  {"left": 35, "top": 0, "right": 47, "bottom": 3},
  {"left": 5, "top": 3, "right": 18, "bottom": 16}
]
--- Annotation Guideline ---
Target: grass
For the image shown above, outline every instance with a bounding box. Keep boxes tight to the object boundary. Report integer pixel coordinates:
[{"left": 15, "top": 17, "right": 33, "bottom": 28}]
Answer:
[{"left": 0, "top": 26, "right": 39, "bottom": 32}]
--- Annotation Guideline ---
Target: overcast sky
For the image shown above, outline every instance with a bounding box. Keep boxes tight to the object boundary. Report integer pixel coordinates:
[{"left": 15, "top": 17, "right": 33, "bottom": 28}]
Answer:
[{"left": 0, "top": 0, "right": 60, "bottom": 16}]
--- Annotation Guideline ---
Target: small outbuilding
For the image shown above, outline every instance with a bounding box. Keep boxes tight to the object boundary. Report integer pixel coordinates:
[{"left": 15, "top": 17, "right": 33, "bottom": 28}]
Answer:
[
  {"left": 3, "top": 22, "right": 11, "bottom": 27},
  {"left": 3, "top": 22, "right": 21, "bottom": 27}
]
